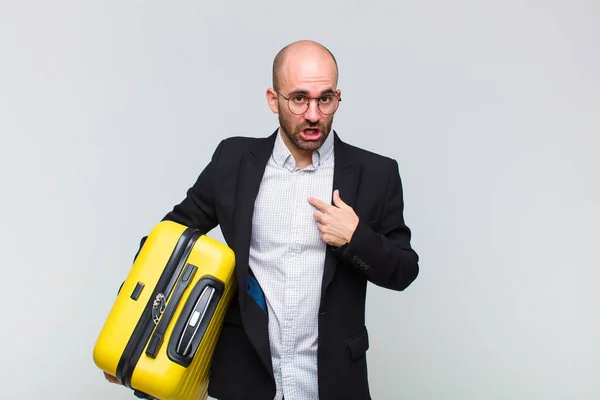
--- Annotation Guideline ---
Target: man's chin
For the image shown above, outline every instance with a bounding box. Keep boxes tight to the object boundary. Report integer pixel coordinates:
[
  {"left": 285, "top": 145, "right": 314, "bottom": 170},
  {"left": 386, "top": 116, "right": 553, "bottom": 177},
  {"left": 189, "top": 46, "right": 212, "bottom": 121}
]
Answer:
[{"left": 294, "top": 139, "right": 324, "bottom": 151}]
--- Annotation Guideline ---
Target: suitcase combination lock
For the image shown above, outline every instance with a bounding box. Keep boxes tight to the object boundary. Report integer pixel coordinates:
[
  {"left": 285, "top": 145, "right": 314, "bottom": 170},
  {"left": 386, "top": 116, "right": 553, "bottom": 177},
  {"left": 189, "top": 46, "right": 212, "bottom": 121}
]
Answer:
[{"left": 151, "top": 293, "right": 166, "bottom": 325}]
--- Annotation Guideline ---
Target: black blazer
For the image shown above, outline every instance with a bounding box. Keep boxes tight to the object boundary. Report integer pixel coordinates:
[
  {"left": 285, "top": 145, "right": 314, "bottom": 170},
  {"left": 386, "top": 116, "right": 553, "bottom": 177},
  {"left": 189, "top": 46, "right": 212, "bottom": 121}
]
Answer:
[{"left": 155, "top": 130, "right": 419, "bottom": 400}]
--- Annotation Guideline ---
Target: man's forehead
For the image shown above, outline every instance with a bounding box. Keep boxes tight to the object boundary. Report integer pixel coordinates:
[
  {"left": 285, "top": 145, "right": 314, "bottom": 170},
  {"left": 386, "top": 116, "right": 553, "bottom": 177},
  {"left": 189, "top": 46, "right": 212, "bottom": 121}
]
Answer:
[{"left": 280, "top": 57, "right": 337, "bottom": 87}]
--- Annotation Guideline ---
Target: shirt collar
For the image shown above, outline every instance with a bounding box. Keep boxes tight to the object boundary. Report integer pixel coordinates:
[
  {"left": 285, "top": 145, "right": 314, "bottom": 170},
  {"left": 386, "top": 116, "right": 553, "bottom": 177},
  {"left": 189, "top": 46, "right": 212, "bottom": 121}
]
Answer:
[{"left": 272, "top": 128, "right": 335, "bottom": 171}]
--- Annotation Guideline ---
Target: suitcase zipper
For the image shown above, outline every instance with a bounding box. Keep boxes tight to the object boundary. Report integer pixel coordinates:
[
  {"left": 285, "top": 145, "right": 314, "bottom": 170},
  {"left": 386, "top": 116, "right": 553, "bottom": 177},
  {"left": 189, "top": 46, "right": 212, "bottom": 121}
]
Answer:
[
  {"left": 116, "top": 227, "right": 201, "bottom": 389},
  {"left": 144, "top": 262, "right": 198, "bottom": 358}
]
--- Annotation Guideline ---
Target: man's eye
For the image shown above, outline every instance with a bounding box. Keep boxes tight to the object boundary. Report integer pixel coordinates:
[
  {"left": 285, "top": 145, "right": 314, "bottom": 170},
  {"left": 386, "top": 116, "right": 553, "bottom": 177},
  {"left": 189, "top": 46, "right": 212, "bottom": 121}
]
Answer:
[
  {"left": 292, "top": 96, "right": 307, "bottom": 104},
  {"left": 320, "top": 96, "right": 334, "bottom": 104}
]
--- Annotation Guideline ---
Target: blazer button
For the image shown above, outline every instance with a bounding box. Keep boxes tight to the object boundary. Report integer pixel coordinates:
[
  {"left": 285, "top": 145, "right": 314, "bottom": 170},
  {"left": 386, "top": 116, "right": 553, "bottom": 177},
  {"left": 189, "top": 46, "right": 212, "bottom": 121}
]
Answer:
[
  {"left": 352, "top": 255, "right": 358, "bottom": 262},
  {"left": 364, "top": 264, "right": 370, "bottom": 270},
  {"left": 360, "top": 261, "right": 366, "bottom": 268}
]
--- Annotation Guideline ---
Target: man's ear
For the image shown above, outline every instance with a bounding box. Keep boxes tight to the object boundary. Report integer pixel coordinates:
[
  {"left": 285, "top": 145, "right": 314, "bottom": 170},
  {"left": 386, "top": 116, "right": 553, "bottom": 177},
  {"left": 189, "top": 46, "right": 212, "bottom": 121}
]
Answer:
[{"left": 266, "top": 88, "right": 279, "bottom": 114}]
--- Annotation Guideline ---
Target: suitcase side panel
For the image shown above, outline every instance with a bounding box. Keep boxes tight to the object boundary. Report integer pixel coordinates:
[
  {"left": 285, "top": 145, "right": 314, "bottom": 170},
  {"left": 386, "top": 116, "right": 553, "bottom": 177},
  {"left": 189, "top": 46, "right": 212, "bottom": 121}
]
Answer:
[
  {"left": 93, "top": 221, "right": 188, "bottom": 377},
  {"left": 174, "top": 235, "right": 237, "bottom": 400},
  {"left": 174, "top": 260, "right": 237, "bottom": 400}
]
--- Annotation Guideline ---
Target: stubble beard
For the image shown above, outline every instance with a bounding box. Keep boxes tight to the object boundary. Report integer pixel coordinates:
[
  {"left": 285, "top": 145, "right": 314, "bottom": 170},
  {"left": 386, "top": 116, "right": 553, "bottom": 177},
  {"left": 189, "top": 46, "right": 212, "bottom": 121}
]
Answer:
[{"left": 278, "top": 105, "right": 333, "bottom": 152}]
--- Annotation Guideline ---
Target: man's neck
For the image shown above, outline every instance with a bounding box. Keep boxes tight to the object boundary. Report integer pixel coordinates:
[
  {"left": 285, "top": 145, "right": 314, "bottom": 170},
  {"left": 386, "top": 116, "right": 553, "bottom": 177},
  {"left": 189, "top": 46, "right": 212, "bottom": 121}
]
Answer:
[
  {"left": 279, "top": 130, "right": 314, "bottom": 169},
  {"left": 292, "top": 149, "right": 313, "bottom": 169}
]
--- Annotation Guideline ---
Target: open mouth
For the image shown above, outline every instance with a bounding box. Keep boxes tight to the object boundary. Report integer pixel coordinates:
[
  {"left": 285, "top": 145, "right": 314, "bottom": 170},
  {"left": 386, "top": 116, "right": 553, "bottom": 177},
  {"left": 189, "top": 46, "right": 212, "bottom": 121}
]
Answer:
[{"left": 301, "top": 128, "right": 322, "bottom": 141}]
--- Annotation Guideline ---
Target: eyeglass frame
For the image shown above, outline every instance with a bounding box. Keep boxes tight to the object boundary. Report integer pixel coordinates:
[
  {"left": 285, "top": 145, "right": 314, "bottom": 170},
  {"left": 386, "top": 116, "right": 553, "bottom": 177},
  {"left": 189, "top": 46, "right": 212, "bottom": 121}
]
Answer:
[{"left": 275, "top": 89, "right": 342, "bottom": 115}]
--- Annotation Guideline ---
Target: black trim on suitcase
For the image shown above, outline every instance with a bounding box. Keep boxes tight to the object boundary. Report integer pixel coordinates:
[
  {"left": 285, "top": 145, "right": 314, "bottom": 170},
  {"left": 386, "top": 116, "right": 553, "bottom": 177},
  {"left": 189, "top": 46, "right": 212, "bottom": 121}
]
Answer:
[
  {"left": 130, "top": 282, "right": 145, "bottom": 300},
  {"left": 133, "top": 389, "right": 155, "bottom": 399},
  {"left": 116, "top": 227, "right": 200, "bottom": 389},
  {"left": 167, "top": 276, "right": 225, "bottom": 367}
]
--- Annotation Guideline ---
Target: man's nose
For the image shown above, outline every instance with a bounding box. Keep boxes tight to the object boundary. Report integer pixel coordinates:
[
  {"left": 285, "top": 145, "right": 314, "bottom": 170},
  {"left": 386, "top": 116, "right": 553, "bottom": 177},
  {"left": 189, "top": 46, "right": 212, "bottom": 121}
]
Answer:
[{"left": 304, "top": 100, "right": 321, "bottom": 123}]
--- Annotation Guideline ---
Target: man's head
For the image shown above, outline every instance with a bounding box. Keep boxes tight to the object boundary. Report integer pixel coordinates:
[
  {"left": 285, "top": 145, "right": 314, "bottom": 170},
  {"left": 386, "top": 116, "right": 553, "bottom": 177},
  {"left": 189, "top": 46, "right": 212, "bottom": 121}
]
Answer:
[{"left": 267, "top": 40, "right": 341, "bottom": 154}]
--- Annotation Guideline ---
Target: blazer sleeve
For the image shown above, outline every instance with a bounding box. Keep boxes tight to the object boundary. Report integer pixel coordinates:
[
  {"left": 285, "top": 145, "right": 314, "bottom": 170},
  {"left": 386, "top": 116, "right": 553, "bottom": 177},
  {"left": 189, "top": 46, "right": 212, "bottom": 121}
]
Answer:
[
  {"left": 334, "top": 159, "right": 419, "bottom": 291},
  {"left": 133, "top": 140, "right": 224, "bottom": 261}
]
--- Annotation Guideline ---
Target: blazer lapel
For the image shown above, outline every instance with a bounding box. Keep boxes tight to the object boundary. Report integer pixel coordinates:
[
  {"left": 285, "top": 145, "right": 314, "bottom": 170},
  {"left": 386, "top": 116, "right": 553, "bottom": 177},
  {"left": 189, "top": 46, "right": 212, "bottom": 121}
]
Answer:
[
  {"left": 320, "top": 132, "right": 361, "bottom": 301},
  {"left": 232, "top": 131, "right": 277, "bottom": 378}
]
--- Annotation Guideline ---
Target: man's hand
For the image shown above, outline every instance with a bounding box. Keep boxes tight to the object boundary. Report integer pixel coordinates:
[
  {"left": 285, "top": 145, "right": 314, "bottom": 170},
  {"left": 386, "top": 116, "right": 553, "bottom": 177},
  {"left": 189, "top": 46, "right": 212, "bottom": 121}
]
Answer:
[
  {"left": 104, "top": 372, "right": 123, "bottom": 385},
  {"left": 308, "top": 189, "right": 359, "bottom": 248}
]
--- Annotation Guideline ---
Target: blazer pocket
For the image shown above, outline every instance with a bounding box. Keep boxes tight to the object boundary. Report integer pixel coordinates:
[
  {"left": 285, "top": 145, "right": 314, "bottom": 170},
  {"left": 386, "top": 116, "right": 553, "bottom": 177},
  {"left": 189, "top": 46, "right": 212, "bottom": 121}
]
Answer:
[{"left": 347, "top": 326, "right": 369, "bottom": 360}]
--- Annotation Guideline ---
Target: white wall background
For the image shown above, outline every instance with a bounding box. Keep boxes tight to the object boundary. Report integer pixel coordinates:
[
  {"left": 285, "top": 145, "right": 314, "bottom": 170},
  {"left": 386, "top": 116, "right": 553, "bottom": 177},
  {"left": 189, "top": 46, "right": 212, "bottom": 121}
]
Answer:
[{"left": 1, "top": 1, "right": 598, "bottom": 399}]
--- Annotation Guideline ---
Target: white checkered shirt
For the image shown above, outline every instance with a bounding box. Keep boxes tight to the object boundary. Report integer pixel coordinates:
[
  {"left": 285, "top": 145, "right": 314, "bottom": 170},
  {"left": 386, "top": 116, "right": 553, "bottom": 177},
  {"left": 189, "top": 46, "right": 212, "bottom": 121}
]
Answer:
[{"left": 248, "top": 129, "right": 335, "bottom": 400}]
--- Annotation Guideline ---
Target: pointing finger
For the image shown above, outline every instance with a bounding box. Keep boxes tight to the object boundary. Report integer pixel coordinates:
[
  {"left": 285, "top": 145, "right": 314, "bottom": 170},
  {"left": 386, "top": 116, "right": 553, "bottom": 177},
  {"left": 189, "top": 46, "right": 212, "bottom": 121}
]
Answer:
[{"left": 308, "top": 196, "right": 331, "bottom": 213}]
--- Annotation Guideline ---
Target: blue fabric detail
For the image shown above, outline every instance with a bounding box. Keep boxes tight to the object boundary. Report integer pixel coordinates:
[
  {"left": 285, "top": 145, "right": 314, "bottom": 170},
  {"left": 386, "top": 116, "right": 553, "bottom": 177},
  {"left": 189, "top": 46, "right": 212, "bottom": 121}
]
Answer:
[{"left": 246, "top": 274, "right": 267, "bottom": 313}]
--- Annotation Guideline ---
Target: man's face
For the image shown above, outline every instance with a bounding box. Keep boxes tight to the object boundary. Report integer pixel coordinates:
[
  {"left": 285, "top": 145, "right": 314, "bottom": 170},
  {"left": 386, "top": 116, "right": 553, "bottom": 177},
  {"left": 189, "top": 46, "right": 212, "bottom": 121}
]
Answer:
[
  {"left": 276, "top": 92, "right": 334, "bottom": 152},
  {"left": 269, "top": 51, "right": 341, "bottom": 152}
]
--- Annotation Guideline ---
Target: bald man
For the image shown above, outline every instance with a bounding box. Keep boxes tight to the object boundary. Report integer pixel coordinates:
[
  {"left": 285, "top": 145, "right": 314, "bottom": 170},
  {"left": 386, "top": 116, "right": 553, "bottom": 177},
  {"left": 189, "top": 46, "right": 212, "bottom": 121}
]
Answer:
[{"left": 113, "top": 40, "right": 419, "bottom": 400}]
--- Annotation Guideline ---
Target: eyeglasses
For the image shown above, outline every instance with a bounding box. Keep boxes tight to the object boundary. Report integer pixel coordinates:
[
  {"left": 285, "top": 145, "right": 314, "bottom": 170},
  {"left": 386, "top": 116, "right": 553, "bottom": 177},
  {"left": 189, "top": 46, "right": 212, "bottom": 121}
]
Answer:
[{"left": 275, "top": 90, "right": 341, "bottom": 115}]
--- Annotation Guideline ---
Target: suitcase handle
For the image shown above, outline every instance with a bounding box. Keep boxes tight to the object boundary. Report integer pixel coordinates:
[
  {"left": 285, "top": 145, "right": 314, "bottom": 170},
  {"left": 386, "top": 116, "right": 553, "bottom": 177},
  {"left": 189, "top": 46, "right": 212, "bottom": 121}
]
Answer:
[
  {"left": 176, "top": 285, "right": 216, "bottom": 356},
  {"left": 167, "top": 276, "right": 225, "bottom": 367},
  {"left": 145, "top": 263, "right": 198, "bottom": 358}
]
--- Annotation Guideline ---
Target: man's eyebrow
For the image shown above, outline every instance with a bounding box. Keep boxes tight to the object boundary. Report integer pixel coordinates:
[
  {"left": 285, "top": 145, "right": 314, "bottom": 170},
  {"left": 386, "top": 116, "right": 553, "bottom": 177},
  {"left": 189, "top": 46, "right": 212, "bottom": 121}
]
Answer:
[
  {"left": 288, "top": 88, "right": 337, "bottom": 96},
  {"left": 319, "top": 89, "right": 337, "bottom": 96},
  {"left": 287, "top": 89, "right": 309, "bottom": 96}
]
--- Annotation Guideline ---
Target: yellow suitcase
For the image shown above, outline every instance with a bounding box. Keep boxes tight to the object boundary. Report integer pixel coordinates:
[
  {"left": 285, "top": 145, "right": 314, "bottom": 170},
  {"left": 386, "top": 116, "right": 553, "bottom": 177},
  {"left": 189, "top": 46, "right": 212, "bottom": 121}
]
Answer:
[{"left": 93, "top": 220, "right": 236, "bottom": 400}]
